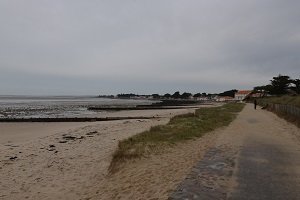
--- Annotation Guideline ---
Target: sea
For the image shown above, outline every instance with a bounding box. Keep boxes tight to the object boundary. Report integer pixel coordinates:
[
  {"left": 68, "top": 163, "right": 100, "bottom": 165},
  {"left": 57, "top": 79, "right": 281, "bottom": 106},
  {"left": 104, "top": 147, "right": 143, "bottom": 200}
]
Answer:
[{"left": 0, "top": 95, "right": 153, "bottom": 119}]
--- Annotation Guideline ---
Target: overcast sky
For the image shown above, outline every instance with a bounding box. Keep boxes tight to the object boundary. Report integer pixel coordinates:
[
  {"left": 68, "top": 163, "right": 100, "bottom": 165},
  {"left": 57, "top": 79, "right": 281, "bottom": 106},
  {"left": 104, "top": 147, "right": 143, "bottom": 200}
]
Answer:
[{"left": 0, "top": 0, "right": 299, "bottom": 95}]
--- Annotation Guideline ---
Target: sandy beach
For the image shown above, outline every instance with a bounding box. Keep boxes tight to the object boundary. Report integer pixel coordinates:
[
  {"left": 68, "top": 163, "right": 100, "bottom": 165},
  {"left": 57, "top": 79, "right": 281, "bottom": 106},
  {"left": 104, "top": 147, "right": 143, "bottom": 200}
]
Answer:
[
  {"left": 1, "top": 1, "right": 299, "bottom": 199},
  {"left": 2, "top": 103, "right": 300, "bottom": 200},
  {"left": 0, "top": 106, "right": 211, "bottom": 200},
  {"left": 0, "top": 108, "right": 198, "bottom": 145}
]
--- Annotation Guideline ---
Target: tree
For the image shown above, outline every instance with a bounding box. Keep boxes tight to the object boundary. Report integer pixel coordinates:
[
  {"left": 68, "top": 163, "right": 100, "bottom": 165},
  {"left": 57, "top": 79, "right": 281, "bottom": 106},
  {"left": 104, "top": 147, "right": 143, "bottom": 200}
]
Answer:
[
  {"left": 270, "top": 75, "right": 291, "bottom": 95},
  {"left": 181, "top": 92, "right": 192, "bottom": 99},
  {"left": 117, "top": 93, "right": 137, "bottom": 98},
  {"left": 254, "top": 85, "right": 273, "bottom": 96},
  {"left": 193, "top": 93, "right": 202, "bottom": 98},
  {"left": 172, "top": 91, "right": 181, "bottom": 99},
  {"left": 163, "top": 93, "right": 171, "bottom": 98},
  {"left": 253, "top": 86, "right": 265, "bottom": 92},
  {"left": 291, "top": 79, "right": 300, "bottom": 94},
  {"left": 253, "top": 74, "right": 299, "bottom": 96},
  {"left": 152, "top": 94, "right": 160, "bottom": 99},
  {"left": 218, "top": 89, "right": 238, "bottom": 98}
]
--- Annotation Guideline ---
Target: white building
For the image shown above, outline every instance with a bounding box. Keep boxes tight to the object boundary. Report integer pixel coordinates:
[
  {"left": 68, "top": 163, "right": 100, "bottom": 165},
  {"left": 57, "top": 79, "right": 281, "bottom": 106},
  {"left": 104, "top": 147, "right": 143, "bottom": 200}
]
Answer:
[
  {"left": 216, "top": 96, "right": 234, "bottom": 102},
  {"left": 235, "top": 90, "right": 252, "bottom": 101}
]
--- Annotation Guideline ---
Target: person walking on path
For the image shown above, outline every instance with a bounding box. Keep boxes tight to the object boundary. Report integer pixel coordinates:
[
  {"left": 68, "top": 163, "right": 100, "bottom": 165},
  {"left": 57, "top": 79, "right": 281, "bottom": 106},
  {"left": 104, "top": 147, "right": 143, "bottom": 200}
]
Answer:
[{"left": 254, "top": 99, "right": 257, "bottom": 110}]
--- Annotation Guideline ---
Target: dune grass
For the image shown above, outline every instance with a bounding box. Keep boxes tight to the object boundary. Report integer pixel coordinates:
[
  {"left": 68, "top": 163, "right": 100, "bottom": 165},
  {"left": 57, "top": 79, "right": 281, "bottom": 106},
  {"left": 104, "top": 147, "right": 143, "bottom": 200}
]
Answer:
[
  {"left": 257, "top": 95, "right": 300, "bottom": 127},
  {"left": 109, "top": 103, "right": 245, "bottom": 172},
  {"left": 258, "top": 95, "right": 300, "bottom": 108}
]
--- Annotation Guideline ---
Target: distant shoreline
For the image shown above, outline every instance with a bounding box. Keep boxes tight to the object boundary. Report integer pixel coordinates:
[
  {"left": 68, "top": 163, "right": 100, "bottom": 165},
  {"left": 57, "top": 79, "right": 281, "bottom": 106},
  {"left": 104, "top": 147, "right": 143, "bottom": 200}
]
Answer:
[{"left": 0, "top": 116, "right": 156, "bottom": 123}]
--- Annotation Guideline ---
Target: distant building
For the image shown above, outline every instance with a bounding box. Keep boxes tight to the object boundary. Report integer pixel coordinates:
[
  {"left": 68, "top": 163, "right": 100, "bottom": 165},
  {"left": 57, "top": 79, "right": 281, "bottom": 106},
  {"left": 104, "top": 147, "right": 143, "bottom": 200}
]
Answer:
[
  {"left": 216, "top": 96, "right": 234, "bottom": 102},
  {"left": 235, "top": 90, "right": 252, "bottom": 101},
  {"left": 194, "top": 97, "right": 209, "bottom": 101},
  {"left": 251, "top": 92, "right": 264, "bottom": 98}
]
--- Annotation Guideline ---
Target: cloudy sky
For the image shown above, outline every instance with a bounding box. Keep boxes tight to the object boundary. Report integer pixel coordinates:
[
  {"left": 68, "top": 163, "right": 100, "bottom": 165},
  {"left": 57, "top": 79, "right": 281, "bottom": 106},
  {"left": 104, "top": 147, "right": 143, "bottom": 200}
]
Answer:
[{"left": 0, "top": 0, "right": 299, "bottom": 95}]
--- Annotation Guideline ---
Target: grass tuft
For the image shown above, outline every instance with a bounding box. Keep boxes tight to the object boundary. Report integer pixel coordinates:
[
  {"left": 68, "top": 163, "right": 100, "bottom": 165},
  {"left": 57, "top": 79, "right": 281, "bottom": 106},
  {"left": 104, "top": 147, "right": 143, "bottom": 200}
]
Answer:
[
  {"left": 109, "top": 103, "right": 245, "bottom": 173},
  {"left": 257, "top": 95, "right": 300, "bottom": 127},
  {"left": 257, "top": 95, "right": 300, "bottom": 108}
]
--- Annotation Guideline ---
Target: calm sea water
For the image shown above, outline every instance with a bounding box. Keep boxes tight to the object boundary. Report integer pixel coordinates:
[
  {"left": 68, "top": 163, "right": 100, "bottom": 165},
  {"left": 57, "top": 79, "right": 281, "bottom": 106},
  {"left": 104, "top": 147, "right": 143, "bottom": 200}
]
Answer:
[{"left": 0, "top": 95, "right": 153, "bottom": 119}]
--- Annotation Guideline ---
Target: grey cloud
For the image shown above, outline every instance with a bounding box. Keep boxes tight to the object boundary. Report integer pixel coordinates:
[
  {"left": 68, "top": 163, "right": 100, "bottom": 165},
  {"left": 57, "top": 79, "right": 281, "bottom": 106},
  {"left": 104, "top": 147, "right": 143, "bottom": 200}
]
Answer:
[{"left": 0, "top": 0, "right": 299, "bottom": 95}]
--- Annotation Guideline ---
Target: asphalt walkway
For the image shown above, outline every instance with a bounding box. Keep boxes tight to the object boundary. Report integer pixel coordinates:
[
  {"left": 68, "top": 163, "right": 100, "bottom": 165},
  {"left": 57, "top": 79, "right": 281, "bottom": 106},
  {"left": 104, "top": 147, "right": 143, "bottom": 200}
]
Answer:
[
  {"left": 229, "top": 104, "right": 300, "bottom": 200},
  {"left": 171, "top": 104, "right": 300, "bottom": 200}
]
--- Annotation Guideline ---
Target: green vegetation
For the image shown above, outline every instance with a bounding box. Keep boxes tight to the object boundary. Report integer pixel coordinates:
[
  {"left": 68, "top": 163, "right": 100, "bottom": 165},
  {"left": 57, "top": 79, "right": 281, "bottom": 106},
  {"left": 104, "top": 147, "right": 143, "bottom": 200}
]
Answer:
[
  {"left": 257, "top": 96, "right": 300, "bottom": 128},
  {"left": 218, "top": 89, "right": 238, "bottom": 98},
  {"left": 258, "top": 96, "right": 300, "bottom": 108},
  {"left": 109, "top": 103, "right": 245, "bottom": 172},
  {"left": 254, "top": 74, "right": 300, "bottom": 95}
]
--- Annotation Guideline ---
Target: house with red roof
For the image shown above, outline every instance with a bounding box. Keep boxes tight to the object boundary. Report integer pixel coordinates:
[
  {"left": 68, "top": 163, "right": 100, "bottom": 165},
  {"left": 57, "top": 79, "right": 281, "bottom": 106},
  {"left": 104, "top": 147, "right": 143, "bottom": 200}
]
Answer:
[{"left": 235, "top": 90, "right": 252, "bottom": 101}]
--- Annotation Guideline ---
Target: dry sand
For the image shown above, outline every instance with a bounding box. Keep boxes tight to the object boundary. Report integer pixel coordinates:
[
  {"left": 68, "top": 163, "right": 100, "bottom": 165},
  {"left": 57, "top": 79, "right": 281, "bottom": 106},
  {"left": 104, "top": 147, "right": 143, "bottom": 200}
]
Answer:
[
  {"left": 92, "top": 131, "right": 220, "bottom": 200},
  {"left": 0, "top": 106, "right": 213, "bottom": 200},
  {"left": 0, "top": 122, "right": 102, "bottom": 145},
  {"left": 94, "top": 105, "right": 241, "bottom": 200}
]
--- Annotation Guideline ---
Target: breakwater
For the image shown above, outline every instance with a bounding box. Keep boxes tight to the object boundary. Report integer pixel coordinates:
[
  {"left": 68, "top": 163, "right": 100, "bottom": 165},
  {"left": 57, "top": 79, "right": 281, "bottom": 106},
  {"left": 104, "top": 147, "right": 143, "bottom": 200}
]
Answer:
[
  {"left": 88, "top": 106, "right": 200, "bottom": 111},
  {"left": 0, "top": 116, "right": 156, "bottom": 123}
]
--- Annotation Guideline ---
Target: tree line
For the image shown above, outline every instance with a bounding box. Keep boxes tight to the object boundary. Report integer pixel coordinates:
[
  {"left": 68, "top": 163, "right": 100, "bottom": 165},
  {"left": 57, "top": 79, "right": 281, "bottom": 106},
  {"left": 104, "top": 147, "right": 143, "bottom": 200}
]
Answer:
[
  {"left": 254, "top": 75, "right": 300, "bottom": 95},
  {"left": 117, "top": 91, "right": 215, "bottom": 99}
]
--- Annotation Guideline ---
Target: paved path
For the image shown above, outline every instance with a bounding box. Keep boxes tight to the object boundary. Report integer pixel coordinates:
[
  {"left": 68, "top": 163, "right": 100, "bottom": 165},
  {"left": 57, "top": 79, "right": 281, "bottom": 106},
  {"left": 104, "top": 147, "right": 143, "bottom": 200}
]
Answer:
[
  {"left": 171, "top": 104, "right": 300, "bottom": 200},
  {"left": 229, "top": 104, "right": 300, "bottom": 200}
]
